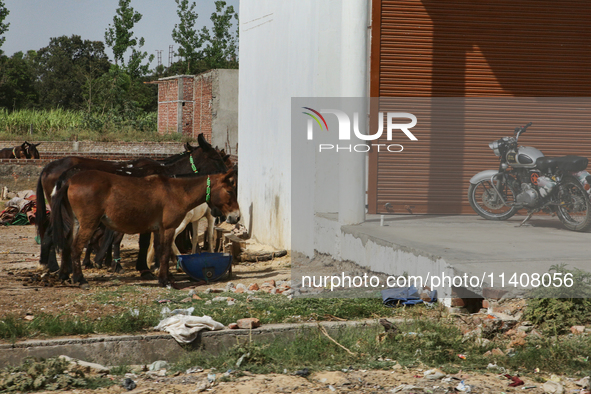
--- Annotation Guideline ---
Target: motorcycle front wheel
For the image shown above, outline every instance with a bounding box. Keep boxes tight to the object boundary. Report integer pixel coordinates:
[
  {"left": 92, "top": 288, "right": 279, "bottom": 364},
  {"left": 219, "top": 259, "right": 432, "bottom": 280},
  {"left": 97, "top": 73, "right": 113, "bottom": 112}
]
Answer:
[
  {"left": 468, "top": 178, "right": 519, "bottom": 220},
  {"left": 555, "top": 175, "right": 591, "bottom": 232}
]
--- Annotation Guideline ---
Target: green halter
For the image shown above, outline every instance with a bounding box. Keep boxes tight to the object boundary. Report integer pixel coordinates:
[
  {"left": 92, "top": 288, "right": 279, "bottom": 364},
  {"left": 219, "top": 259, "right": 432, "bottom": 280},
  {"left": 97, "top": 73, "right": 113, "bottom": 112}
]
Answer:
[
  {"left": 206, "top": 176, "right": 211, "bottom": 202},
  {"left": 189, "top": 155, "right": 199, "bottom": 173}
]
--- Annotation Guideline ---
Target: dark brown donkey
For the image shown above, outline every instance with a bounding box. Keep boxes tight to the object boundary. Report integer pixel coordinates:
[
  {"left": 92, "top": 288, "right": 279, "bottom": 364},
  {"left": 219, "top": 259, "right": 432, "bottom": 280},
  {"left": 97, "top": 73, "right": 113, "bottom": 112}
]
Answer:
[
  {"left": 0, "top": 142, "right": 31, "bottom": 159},
  {"left": 51, "top": 170, "right": 240, "bottom": 288},
  {"left": 26, "top": 142, "right": 41, "bottom": 159}
]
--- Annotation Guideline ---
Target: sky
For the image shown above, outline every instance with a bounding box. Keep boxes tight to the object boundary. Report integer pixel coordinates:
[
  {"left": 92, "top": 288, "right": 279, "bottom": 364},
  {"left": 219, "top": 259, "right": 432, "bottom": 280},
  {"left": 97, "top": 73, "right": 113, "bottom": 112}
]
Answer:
[{"left": 2, "top": 0, "right": 239, "bottom": 68}]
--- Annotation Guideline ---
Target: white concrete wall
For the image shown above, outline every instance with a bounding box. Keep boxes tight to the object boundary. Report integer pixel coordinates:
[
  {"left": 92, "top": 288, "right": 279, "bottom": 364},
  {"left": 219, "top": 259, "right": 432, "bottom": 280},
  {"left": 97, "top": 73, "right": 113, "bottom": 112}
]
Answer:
[
  {"left": 211, "top": 69, "right": 239, "bottom": 155},
  {"left": 238, "top": 0, "right": 368, "bottom": 249}
]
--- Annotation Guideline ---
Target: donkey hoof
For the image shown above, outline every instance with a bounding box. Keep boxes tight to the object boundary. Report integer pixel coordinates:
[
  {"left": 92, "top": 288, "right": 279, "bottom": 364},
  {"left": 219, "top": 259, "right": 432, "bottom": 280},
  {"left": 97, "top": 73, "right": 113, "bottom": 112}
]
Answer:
[
  {"left": 114, "top": 264, "right": 124, "bottom": 274},
  {"left": 140, "top": 270, "right": 155, "bottom": 280},
  {"left": 80, "top": 283, "right": 90, "bottom": 290}
]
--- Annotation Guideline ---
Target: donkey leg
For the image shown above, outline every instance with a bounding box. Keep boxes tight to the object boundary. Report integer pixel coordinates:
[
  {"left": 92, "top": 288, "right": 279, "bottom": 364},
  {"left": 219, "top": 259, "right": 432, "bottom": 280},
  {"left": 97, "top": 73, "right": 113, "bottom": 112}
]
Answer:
[
  {"left": 70, "top": 220, "right": 99, "bottom": 289},
  {"left": 146, "top": 233, "right": 155, "bottom": 267},
  {"left": 40, "top": 225, "right": 60, "bottom": 273},
  {"left": 157, "top": 229, "right": 176, "bottom": 288},
  {"left": 111, "top": 232, "right": 124, "bottom": 273},
  {"left": 191, "top": 220, "right": 200, "bottom": 254},
  {"left": 137, "top": 232, "right": 155, "bottom": 279},
  {"left": 82, "top": 243, "right": 94, "bottom": 269},
  {"left": 58, "top": 231, "right": 73, "bottom": 282},
  {"left": 205, "top": 208, "right": 215, "bottom": 253}
]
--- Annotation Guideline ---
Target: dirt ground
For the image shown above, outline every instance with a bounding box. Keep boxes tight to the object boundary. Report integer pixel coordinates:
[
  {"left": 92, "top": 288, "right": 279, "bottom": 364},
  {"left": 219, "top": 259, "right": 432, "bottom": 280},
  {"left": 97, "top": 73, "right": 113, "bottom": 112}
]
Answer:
[
  {"left": 0, "top": 224, "right": 291, "bottom": 321},
  {"left": 31, "top": 364, "right": 583, "bottom": 394},
  {"left": 0, "top": 225, "right": 584, "bottom": 394}
]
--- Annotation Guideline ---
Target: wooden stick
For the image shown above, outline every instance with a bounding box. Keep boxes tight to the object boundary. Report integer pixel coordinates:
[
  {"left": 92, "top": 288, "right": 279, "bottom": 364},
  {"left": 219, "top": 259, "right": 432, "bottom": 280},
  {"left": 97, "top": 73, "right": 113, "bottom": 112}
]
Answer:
[{"left": 318, "top": 324, "right": 356, "bottom": 356}]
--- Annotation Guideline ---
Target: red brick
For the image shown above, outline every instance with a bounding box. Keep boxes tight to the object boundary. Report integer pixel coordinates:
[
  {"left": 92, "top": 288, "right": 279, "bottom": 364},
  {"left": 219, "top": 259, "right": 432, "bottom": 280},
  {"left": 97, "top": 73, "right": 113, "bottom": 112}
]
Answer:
[{"left": 236, "top": 318, "right": 261, "bottom": 329}]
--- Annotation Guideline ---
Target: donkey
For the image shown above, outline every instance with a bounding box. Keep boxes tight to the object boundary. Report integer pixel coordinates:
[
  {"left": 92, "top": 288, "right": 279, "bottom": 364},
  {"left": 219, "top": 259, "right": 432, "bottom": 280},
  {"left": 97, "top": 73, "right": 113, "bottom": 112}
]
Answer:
[
  {"left": 0, "top": 142, "right": 31, "bottom": 159},
  {"left": 26, "top": 142, "right": 41, "bottom": 159},
  {"left": 36, "top": 134, "right": 227, "bottom": 275},
  {"left": 51, "top": 170, "right": 240, "bottom": 288},
  {"left": 146, "top": 203, "right": 215, "bottom": 266}
]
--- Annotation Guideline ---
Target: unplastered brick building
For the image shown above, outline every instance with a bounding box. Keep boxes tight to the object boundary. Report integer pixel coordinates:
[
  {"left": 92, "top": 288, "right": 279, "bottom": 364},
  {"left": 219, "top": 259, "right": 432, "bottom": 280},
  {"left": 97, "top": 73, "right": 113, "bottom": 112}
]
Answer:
[{"left": 154, "top": 69, "right": 238, "bottom": 155}]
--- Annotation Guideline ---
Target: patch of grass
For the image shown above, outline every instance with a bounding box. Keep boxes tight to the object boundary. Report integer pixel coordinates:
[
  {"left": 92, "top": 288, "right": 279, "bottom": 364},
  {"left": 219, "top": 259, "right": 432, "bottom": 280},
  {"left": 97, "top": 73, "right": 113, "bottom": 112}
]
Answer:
[
  {"left": 524, "top": 264, "right": 591, "bottom": 334},
  {"left": 171, "top": 320, "right": 591, "bottom": 377},
  {"left": 158, "top": 291, "right": 399, "bottom": 326},
  {"left": 0, "top": 357, "right": 114, "bottom": 392},
  {"left": 0, "top": 108, "right": 192, "bottom": 142},
  {"left": 0, "top": 308, "right": 160, "bottom": 341},
  {"left": 109, "top": 364, "right": 131, "bottom": 376}
]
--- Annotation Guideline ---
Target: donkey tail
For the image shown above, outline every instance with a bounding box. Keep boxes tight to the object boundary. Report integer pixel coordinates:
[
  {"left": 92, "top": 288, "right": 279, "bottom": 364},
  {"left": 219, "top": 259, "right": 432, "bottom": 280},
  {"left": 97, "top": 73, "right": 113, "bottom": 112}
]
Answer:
[
  {"left": 50, "top": 180, "right": 70, "bottom": 252},
  {"left": 35, "top": 174, "right": 48, "bottom": 240}
]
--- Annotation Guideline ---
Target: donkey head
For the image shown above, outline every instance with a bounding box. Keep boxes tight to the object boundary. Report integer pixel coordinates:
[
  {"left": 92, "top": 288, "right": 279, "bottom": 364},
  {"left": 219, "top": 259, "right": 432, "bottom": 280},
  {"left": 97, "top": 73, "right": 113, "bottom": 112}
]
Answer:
[
  {"left": 19, "top": 142, "right": 31, "bottom": 159},
  {"left": 191, "top": 133, "right": 228, "bottom": 174},
  {"left": 27, "top": 142, "right": 40, "bottom": 159},
  {"left": 209, "top": 169, "right": 240, "bottom": 224}
]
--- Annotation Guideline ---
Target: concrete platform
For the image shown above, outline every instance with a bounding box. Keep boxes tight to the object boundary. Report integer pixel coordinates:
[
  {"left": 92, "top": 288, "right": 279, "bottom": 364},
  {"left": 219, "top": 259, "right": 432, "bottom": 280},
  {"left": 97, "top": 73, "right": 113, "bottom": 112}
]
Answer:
[{"left": 313, "top": 213, "right": 591, "bottom": 298}]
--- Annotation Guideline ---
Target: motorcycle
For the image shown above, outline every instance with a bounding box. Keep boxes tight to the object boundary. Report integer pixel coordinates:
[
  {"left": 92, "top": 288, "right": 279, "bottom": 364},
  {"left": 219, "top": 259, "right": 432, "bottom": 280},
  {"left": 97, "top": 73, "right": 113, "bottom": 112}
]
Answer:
[{"left": 468, "top": 122, "right": 591, "bottom": 232}]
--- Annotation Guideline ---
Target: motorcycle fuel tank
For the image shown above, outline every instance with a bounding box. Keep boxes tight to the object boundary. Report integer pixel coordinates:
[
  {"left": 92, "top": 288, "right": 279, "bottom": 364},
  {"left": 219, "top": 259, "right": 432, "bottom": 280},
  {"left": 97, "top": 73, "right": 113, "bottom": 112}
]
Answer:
[{"left": 506, "top": 146, "right": 544, "bottom": 168}]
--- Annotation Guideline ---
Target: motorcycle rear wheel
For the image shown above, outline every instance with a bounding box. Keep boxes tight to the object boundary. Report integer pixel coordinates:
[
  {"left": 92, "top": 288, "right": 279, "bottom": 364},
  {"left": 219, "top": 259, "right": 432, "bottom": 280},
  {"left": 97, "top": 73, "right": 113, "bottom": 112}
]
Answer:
[
  {"left": 468, "top": 179, "right": 519, "bottom": 220},
  {"left": 555, "top": 175, "right": 591, "bottom": 232}
]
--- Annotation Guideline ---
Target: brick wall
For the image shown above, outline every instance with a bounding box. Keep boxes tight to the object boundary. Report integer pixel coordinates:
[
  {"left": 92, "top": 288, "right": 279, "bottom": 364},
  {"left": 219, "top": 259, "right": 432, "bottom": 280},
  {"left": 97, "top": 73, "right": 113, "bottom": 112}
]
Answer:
[
  {"left": 181, "top": 77, "right": 194, "bottom": 136},
  {"left": 192, "top": 73, "right": 214, "bottom": 142},
  {"left": 157, "top": 76, "right": 196, "bottom": 136},
  {"left": 0, "top": 141, "right": 188, "bottom": 167}
]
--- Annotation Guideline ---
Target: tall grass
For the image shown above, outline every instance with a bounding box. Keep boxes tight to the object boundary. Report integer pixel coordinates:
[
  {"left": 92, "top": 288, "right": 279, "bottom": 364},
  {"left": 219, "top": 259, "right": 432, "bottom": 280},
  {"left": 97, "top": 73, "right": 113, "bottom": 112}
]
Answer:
[
  {"left": 0, "top": 108, "right": 173, "bottom": 142},
  {"left": 0, "top": 108, "right": 83, "bottom": 135}
]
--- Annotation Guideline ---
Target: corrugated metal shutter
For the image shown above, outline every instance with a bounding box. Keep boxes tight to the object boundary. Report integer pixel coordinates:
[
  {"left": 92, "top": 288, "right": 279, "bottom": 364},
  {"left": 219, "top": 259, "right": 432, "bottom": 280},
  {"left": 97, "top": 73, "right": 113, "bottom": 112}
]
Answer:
[{"left": 369, "top": 0, "right": 591, "bottom": 214}]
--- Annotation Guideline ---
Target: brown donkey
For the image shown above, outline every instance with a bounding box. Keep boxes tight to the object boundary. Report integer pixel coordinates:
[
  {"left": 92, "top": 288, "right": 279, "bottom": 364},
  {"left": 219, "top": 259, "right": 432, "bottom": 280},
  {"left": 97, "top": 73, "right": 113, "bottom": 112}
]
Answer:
[
  {"left": 51, "top": 170, "right": 240, "bottom": 288},
  {"left": 0, "top": 142, "right": 31, "bottom": 159}
]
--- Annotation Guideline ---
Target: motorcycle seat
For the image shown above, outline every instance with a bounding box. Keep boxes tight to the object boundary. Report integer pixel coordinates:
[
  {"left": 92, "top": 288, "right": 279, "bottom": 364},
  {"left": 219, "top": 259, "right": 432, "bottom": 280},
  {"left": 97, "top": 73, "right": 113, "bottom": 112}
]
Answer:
[{"left": 535, "top": 155, "right": 588, "bottom": 172}]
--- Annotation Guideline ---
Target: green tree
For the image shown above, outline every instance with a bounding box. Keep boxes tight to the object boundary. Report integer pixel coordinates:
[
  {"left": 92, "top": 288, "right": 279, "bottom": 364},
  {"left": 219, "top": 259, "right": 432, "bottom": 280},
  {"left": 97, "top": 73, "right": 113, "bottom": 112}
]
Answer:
[
  {"left": 0, "top": 0, "right": 9, "bottom": 54},
  {"left": 104, "top": 0, "right": 153, "bottom": 77},
  {"left": 0, "top": 51, "right": 38, "bottom": 109},
  {"left": 200, "top": 1, "right": 238, "bottom": 69},
  {"left": 172, "top": 0, "right": 203, "bottom": 74},
  {"left": 35, "top": 35, "right": 110, "bottom": 110}
]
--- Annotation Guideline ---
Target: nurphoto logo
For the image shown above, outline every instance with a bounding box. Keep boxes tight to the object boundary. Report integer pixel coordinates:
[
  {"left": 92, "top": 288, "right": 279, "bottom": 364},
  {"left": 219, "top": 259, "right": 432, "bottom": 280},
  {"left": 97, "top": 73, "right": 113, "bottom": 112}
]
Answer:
[{"left": 302, "top": 107, "right": 418, "bottom": 152}]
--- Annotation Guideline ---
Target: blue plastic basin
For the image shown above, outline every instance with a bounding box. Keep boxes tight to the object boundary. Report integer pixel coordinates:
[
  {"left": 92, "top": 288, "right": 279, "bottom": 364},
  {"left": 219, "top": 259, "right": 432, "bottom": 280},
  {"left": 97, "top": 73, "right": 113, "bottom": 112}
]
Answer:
[{"left": 177, "top": 252, "right": 233, "bottom": 282}]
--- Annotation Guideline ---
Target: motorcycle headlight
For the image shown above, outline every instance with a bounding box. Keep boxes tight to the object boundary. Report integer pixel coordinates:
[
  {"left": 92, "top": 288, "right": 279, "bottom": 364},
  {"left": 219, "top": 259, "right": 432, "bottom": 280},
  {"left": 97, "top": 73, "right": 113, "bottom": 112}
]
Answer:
[{"left": 489, "top": 140, "right": 500, "bottom": 157}]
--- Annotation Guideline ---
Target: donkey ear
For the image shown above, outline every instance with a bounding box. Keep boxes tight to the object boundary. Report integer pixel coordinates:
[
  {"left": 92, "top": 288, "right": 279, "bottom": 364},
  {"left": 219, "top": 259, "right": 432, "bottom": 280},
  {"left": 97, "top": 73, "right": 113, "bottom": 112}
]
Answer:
[
  {"left": 223, "top": 154, "right": 231, "bottom": 162},
  {"left": 222, "top": 169, "right": 237, "bottom": 185},
  {"left": 184, "top": 142, "right": 194, "bottom": 152},
  {"left": 34, "top": 143, "right": 41, "bottom": 147},
  {"left": 197, "top": 133, "right": 214, "bottom": 151}
]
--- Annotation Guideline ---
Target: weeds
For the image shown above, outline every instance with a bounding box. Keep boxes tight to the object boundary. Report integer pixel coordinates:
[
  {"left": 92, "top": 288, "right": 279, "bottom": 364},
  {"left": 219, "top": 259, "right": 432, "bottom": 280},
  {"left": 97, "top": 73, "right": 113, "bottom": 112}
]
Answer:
[
  {"left": 0, "top": 108, "right": 184, "bottom": 142},
  {"left": 0, "top": 357, "right": 113, "bottom": 392},
  {"left": 524, "top": 264, "right": 591, "bottom": 334},
  {"left": 171, "top": 320, "right": 591, "bottom": 377},
  {"left": 0, "top": 308, "right": 160, "bottom": 341}
]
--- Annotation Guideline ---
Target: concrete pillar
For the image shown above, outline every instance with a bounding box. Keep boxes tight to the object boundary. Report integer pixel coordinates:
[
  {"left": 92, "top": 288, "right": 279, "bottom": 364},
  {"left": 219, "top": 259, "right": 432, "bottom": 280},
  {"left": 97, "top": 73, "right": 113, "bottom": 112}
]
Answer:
[{"left": 338, "top": 0, "right": 368, "bottom": 225}]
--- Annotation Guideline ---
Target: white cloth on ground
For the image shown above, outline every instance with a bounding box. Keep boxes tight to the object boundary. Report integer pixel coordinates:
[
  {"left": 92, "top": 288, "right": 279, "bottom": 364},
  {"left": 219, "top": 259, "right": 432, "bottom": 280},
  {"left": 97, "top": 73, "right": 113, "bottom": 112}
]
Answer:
[{"left": 154, "top": 314, "right": 224, "bottom": 344}]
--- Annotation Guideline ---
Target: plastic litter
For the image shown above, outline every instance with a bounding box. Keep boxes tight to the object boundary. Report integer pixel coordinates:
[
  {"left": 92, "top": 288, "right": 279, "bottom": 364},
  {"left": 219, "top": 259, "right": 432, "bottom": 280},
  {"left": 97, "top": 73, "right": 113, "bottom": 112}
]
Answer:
[
  {"left": 149, "top": 360, "right": 169, "bottom": 371},
  {"left": 295, "top": 368, "right": 310, "bottom": 377},
  {"left": 504, "top": 374, "right": 525, "bottom": 387},
  {"left": 456, "top": 380, "right": 471, "bottom": 392},
  {"left": 382, "top": 286, "right": 438, "bottom": 307},
  {"left": 543, "top": 381, "right": 564, "bottom": 394},
  {"left": 122, "top": 378, "right": 136, "bottom": 391}
]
